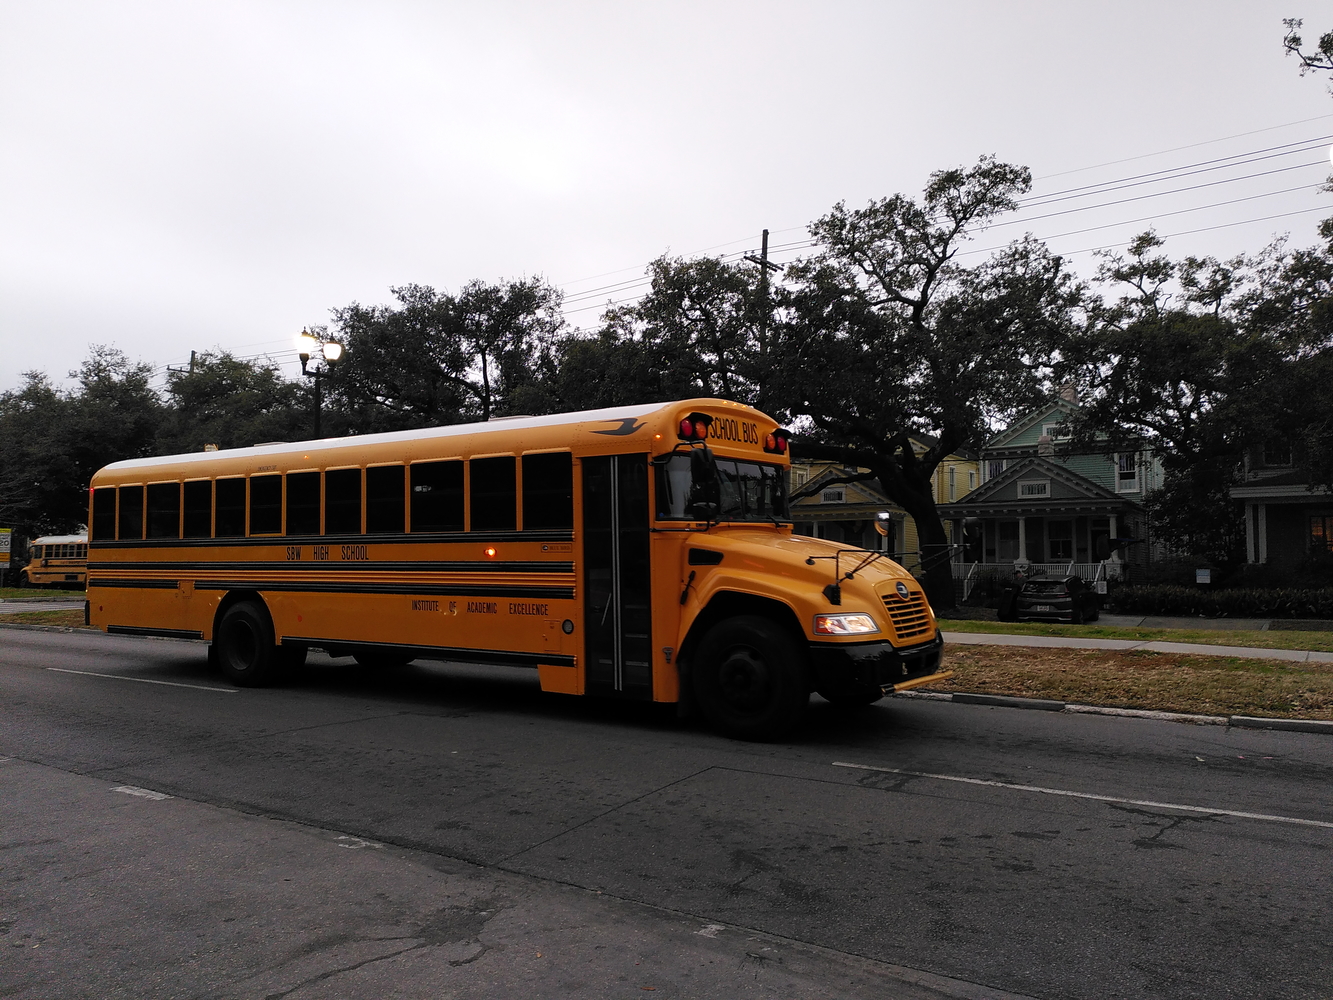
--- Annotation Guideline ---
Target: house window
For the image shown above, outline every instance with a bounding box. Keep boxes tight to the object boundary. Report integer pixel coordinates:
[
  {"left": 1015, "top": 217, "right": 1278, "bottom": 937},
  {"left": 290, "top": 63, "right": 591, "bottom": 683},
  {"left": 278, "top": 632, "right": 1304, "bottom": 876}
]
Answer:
[
  {"left": 968, "top": 471, "right": 976, "bottom": 492},
  {"left": 997, "top": 521, "right": 1020, "bottom": 561},
  {"left": 1312, "top": 515, "right": 1333, "bottom": 554},
  {"left": 1116, "top": 453, "right": 1140, "bottom": 493},
  {"left": 986, "top": 459, "right": 1006, "bottom": 482},
  {"left": 1018, "top": 479, "right": 1050, "bottom": 498},
  {"left": 1262, "top": 438, "right": 1292, "bottom": 467},
  {"left": 1048, "top": 520, "right": 1073, "bottom": 561},
  {"left": 1042, "top": 421, "right": 1072, "bottom": 442},
  {"left": 821, "top": 488, "right": 845, "bottom": 503},
  {"left": 948, "top": 466, "right": 956, "bottom": 501}
]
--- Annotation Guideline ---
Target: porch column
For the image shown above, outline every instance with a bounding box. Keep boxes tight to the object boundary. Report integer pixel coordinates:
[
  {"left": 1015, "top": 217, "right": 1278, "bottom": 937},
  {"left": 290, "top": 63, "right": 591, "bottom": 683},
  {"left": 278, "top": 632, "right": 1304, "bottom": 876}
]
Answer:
[
  {"left": 1245, "top": 503, "right": 1256, "bottom": 563},
  {"left": 1108, "top": 513, "right": 1119, "bottom": 562},
  {"left": 1016, "top": 518, "right": 1026, "bottom": 564},
  {"left": 1257, "top": 505, "right": 1268, "bottom": 563}
]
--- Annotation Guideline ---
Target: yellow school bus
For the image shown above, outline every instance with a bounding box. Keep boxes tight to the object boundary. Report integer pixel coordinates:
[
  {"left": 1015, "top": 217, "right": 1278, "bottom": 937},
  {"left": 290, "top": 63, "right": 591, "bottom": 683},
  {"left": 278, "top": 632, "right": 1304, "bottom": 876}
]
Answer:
[
  {"left": 87, "top": 399, "right": 948, "bottom": 739},
  {"left": 21, "top": 534, "right": 88, "bottom": 588}
]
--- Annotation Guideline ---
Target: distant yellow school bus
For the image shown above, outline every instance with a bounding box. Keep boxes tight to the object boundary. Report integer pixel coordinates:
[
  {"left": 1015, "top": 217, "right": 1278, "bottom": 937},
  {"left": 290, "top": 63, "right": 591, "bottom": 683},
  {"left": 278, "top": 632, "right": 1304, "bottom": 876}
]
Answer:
[
  {"left": 87, "top": 399, "right": 947, "bottom": 739},
  {"left": 21, "top": 534, "right": 88, "bottom": 588}
]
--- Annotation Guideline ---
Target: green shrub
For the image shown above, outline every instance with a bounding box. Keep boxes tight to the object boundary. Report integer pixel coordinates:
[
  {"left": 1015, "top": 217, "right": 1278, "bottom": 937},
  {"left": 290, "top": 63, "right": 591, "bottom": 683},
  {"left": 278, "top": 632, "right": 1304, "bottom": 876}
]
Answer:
[{"left": 1109, "top": 585, "right": 1333, "bottom": 618}]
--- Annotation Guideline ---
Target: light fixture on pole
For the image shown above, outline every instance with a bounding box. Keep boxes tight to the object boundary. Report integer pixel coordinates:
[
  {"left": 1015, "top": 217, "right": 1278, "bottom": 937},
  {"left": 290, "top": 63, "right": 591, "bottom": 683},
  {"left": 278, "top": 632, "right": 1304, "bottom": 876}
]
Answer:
[{"left": 295, "top": 328, "right": 343, "bottom": 438}]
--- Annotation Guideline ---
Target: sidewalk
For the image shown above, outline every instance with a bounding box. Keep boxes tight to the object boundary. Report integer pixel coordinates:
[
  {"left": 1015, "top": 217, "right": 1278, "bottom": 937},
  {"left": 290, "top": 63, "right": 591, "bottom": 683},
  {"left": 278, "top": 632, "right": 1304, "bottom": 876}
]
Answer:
[{"left": 942, "top": 630, "right": 1333, "bottom": 663}]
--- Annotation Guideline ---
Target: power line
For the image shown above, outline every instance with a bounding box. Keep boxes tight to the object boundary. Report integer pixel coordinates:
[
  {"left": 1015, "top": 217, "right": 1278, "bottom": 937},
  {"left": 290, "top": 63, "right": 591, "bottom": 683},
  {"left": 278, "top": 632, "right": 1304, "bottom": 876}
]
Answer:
[
  {"left": 992, "top": 159, "right": 1327, "bottom": 229},
  {"left": 1033, "top": 112, "right": 1333, "bottom": 180},
  {"left": 1018, "top": 143, "right": 1332, "bottom": 210}
]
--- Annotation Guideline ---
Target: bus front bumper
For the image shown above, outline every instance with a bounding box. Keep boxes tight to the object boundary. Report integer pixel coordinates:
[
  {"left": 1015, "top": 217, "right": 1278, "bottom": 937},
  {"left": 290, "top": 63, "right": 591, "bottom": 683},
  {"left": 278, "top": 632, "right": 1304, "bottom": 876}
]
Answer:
[{"left": 809, "top": 633, "right": 946, "bottom": 693}]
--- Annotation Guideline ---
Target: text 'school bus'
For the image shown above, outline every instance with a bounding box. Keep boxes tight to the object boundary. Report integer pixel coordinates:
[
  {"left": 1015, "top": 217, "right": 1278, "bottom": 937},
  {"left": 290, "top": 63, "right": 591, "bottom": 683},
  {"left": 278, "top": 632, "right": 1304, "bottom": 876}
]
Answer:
[
  {"left": 21, "top": 534, "right": 88, "bottom": 588},
  {"left": 87, "top": 399, "right": 949, "bottom": 739}
]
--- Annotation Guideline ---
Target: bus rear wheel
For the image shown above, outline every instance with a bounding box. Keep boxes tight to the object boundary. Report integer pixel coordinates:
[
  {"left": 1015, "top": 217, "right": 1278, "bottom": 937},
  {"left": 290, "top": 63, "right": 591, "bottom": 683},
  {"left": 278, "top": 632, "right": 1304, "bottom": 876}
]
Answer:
[
  {"left": 214, "top": 601, "right": 282, "bottom": 687},
  {"left": 692, "top": 616, "right": 809, "bottom": 741}
]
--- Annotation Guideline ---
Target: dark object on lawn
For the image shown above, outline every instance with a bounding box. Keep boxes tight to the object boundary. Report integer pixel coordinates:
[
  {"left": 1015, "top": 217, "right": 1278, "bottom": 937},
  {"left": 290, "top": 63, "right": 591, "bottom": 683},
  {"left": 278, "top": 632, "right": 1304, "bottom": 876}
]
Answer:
[
  {"left": 998, "top": 582, "right": 1021, "bottom": 622},
  {"left": 1017, "top": 575, "right": 1100, "bottom": 624}
]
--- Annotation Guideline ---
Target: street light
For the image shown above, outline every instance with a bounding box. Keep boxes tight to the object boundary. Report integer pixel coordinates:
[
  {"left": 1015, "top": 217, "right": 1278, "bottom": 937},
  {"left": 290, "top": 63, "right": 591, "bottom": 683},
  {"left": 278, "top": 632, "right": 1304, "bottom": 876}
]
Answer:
[{"left": 295, "top": 328, "right": 343, "bottom": 438}]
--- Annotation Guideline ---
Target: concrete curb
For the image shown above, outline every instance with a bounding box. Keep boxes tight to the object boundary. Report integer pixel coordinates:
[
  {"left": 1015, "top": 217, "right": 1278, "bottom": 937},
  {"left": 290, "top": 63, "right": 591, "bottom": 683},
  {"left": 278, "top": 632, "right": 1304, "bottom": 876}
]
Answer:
[
  {"left": 1228, "top": 716, "right": 1333, "bottom": 735},
  {"left": 896, "top": 689, "right": 1330, "bottom": 733},
  {"left": 952, "top": 692, "right": 1065, "bottom": 712}
]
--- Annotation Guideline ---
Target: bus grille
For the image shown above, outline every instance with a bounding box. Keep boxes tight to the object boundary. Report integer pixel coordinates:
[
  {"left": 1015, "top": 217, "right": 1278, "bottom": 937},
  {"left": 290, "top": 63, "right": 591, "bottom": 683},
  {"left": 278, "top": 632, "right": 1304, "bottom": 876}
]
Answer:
[{"left": 882, "top": 593, "right": 932, "bottom": 641}]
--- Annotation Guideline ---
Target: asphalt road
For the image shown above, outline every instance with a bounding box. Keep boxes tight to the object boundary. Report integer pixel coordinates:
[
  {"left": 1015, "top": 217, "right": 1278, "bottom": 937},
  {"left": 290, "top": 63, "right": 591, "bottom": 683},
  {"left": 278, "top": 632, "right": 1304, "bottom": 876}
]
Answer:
[{"left": 1, "top": 628, "right": 1330, "bottom": 999}]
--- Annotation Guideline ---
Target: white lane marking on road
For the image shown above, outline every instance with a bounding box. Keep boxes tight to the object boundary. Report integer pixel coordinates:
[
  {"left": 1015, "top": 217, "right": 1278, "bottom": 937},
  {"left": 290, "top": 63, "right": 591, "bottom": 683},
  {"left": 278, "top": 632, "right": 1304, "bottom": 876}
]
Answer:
[
  {"left": 46, "top": 667, "right": 236, "bottom": 693},
  {"left": 697, "top": 924, "right": 726, "bottom": 938},
  {"left": 832, "top": 761, "right": 1333, "bottom": 830},
  {"left": 112, "top": 785, "right": 172, "bottom": 801}
]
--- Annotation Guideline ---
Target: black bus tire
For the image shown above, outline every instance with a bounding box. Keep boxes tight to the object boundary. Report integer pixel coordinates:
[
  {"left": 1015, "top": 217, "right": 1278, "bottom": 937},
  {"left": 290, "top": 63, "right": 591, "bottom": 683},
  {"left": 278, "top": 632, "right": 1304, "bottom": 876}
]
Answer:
[
  {"left": 692, "top": 615, "right": 809, "bottom": 741},
  {"left": 214, "top": 601, "right": 281, "bottom": 687}
]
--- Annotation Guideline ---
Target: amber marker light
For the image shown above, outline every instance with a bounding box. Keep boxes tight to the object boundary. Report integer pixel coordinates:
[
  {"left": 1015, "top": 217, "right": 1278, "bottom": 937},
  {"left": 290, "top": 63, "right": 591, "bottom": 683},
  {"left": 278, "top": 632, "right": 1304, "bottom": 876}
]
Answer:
[{"left": 484, "top": 546, "right": 497, "bottom": 558}]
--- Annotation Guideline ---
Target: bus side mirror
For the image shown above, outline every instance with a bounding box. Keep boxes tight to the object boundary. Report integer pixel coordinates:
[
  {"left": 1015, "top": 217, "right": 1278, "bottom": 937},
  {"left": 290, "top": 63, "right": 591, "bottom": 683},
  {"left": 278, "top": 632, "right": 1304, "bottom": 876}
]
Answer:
[{"left": 687, "top": 447, "right": 721, "bottom": 520}]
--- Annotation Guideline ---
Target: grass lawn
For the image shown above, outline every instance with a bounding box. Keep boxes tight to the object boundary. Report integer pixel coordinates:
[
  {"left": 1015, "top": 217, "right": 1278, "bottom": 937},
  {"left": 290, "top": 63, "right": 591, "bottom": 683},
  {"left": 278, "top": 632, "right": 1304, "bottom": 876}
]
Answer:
[
  {"left": 0, "top": 587, "right": 85, "bottom": 601},
  {"left": 935, "top": 644, "right": 1333, "bottom": 720},
  {"left": 0, "top": 609, "right": 92, "bottom": 628},
  {"left": 936, "top": 618, "right": 1333, "bottom": 654}
]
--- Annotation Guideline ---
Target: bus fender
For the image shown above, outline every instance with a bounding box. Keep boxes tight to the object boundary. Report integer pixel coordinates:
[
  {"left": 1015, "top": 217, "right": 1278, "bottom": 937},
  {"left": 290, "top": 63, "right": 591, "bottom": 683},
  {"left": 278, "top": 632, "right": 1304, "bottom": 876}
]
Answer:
[
  {"left": 676, "top": 589, "right": 809, "bottom": 698},
  {"left": 210, "top": 590, "right": 270, "bottom": 644}
]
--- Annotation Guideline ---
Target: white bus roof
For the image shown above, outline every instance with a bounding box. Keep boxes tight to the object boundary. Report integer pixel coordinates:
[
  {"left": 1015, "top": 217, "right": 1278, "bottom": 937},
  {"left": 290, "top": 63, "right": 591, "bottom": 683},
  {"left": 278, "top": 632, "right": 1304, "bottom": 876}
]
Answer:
[
  {"left": 97, "top": 399, "right": 762, "bottom": 474},
  {"left": 31, "top": 534, "right": 88, "bottom": 545}
]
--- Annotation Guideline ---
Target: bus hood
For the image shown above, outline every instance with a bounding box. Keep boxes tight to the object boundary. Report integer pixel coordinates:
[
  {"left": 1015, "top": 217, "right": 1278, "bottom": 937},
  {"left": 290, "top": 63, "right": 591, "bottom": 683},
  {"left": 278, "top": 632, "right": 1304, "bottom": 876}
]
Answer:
[{"left": 690, "top": 526, "right": 919, "bottom": 591}]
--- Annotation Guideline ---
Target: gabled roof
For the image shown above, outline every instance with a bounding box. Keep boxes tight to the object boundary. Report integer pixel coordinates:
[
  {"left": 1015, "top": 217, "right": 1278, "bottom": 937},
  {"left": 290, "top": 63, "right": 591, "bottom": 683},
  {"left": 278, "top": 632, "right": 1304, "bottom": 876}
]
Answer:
[
  {"left": 791, "top": 466, "right": 891, "bottom": 508},
  {"left": 986, "top": 398, "right": 1078, "bottom": 450},
  {"left": 936, "top": 456, "right": 1139, "bottom": 518}
]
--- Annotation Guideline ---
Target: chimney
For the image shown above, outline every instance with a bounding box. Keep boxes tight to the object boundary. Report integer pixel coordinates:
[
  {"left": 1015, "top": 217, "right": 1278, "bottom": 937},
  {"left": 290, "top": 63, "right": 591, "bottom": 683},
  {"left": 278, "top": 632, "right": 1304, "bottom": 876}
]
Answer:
[
  {"left": 1038, "top": 434, "right": 1054, "bottom": 457},
  {"left": 1059, "top": 383, "right": 1078, "bottom": 404}
]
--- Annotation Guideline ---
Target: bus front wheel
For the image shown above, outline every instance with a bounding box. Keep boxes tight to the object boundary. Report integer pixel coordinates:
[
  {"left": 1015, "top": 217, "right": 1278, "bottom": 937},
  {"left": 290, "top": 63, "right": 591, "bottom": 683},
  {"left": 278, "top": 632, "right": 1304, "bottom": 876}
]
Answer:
[
  {"left": 692, "top": 616, "right": 809, "bottom": 741},
  {"left": 214, "top": 602, "right": 282, "bottom": 687}
]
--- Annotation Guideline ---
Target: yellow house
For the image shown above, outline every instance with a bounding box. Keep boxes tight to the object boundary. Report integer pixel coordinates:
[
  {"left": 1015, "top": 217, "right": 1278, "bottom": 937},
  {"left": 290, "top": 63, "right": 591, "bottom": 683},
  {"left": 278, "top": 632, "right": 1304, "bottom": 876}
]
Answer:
[{"left": 790, "top": 441, "right": 979, "bottom": 575}]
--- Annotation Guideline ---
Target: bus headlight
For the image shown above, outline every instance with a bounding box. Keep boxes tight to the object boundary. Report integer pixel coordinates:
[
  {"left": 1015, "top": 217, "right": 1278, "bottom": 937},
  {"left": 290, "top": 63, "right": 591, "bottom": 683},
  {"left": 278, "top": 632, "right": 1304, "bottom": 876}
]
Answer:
[{"left": 813, "top": 613, "right": 881, "bottom": 635}]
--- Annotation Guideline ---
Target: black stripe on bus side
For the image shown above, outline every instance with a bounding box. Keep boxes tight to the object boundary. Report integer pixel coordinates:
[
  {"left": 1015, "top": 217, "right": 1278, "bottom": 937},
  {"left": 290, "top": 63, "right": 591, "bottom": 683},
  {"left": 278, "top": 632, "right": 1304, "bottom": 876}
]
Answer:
[
  {"left": 107, "top": 625, "right": 205, "bottom": 640},
  {"left": 88, "top": 579, "right": 180, "bottom": 589},
  {"left": 191, "top": 581, "right": 576, "bottom": 600},
  {"left": 88, "top": 530, "right": 576, "bottom": 550},
  {"left": 87, "top": 560, "right": 575, "bottom": 574},
  {"left": 282, "top": 636, "right": 575, "bottom": 669}
]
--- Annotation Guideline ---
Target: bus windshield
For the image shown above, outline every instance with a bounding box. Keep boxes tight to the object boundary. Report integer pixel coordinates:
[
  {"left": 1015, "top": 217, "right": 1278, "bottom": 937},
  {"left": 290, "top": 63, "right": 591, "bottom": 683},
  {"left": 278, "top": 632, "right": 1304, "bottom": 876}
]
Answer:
[{"left": 656, "top": 453, "right": 789, "bottom": 522}]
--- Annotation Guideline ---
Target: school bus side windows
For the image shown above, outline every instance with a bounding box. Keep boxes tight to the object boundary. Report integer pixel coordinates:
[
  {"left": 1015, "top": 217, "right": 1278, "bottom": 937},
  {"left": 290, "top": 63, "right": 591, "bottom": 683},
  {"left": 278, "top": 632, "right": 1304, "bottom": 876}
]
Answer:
[
  {"left": 147, "top": 483, "right": 181, "bottom": 539},
  {"left": 216, "top": 478, "right": 246, "bottom": 536},
  {"left": 118, "top": 486, "right": 144, "bottom": 540},
  {"left": 367, "top": 465, "right": 405, "bottom": 534},
  {"left": 183, "top": 481, "right": 212, "bottom": 538},
  {"left": 286, "top": 472, "right": 320, "bottom": 535},
  {"left": 91, "top": 488, "right": 116, "bottom": 541},
  {"left": 522, "top": 452, "right": 573, "bottom": 530},
  {"left": 471, "top": 457, "right": 516, "bottom": 532},
  {"left": 325, "top": 468, "right": 362, "bottom": 534},
  {"left": 410, "top": 461, "right": 463, "bottom": 532},
  {"left": 250, "top": 475, "right": 282, "bottom": 535}
]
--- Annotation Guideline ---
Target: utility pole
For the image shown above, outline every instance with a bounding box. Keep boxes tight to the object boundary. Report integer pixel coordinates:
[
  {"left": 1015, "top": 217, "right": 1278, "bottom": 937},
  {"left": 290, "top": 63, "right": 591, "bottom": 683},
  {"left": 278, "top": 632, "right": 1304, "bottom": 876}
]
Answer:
[
  {"left": 744, "top": 229, "right": 784, "bottom": 405},
  {"left": 744, "top": 229, "right": 784, "bottom": 361}
]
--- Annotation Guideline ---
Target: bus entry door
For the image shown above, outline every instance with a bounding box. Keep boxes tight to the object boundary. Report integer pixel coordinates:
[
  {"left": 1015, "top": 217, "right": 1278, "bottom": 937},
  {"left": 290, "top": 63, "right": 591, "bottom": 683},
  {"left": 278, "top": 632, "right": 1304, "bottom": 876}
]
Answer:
[{"left": 582, "top": 454, "right": 652, "bottom": 698}]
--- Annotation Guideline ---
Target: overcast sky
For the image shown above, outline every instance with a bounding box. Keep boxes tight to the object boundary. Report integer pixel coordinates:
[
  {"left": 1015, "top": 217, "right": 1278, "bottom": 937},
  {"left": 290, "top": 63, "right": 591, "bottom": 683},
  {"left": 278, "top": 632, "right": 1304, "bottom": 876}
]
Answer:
[{"left": 2, "top": 1, "right": 1331, "bottom": 394}]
